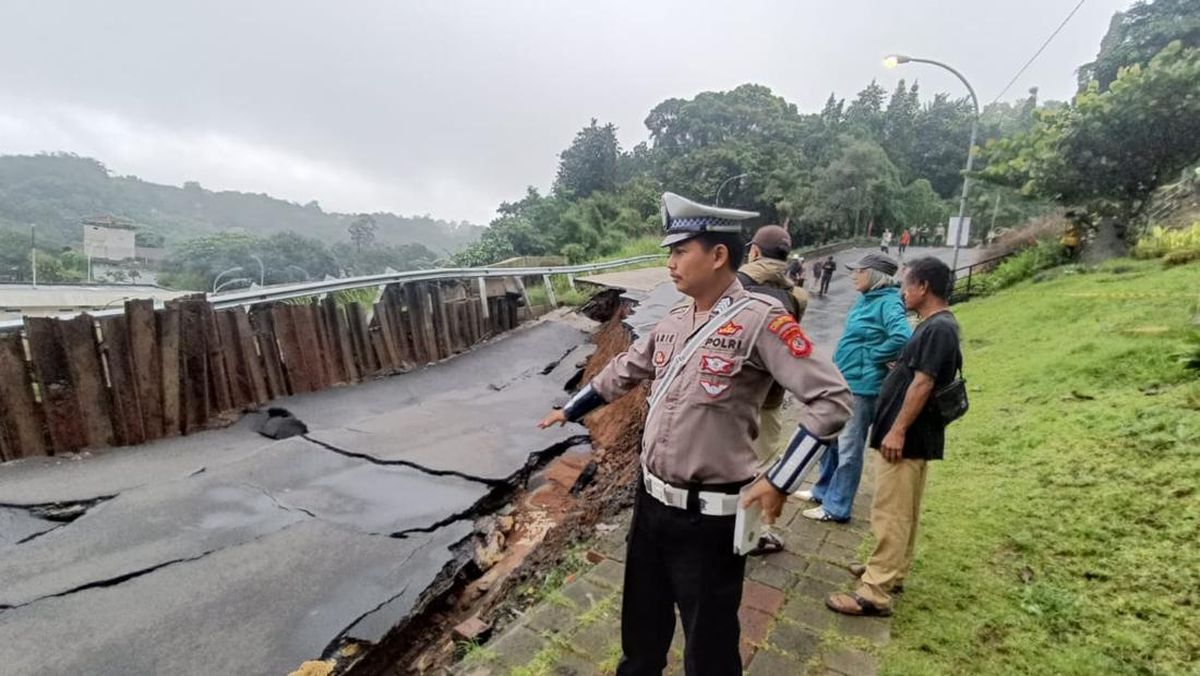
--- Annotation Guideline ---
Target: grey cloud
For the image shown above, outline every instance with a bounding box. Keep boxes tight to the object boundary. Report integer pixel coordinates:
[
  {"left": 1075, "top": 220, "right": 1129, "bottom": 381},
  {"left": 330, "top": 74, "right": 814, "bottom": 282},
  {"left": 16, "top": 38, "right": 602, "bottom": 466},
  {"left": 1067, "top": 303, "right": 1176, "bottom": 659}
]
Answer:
[{"left": 0, "top": 0, "right": 1131, "bottom": 223}]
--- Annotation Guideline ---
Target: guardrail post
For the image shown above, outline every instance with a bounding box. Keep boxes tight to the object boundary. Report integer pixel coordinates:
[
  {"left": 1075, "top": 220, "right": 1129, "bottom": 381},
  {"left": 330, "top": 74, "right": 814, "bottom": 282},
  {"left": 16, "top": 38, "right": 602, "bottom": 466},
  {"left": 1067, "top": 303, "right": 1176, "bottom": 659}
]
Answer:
[
  {"left": 566, "top": 274, "right": 576, "bottom": 290},
  {"left": 542, "top": 274, "right": 557, "bottom": 308},
  {"left": 514, "top": 276, "right": 532, "bottom": 317},
  {"left": 477, "top": 277, "right": 489, "bottom": 320}
]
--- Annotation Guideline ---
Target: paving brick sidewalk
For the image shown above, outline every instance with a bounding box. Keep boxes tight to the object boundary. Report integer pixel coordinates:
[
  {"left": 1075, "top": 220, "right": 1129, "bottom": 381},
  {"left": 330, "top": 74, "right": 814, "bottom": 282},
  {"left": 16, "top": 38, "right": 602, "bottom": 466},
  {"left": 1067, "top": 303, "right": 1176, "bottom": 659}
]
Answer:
[{"left": 451, "top": 459, "right": 887, "bottom": 676}]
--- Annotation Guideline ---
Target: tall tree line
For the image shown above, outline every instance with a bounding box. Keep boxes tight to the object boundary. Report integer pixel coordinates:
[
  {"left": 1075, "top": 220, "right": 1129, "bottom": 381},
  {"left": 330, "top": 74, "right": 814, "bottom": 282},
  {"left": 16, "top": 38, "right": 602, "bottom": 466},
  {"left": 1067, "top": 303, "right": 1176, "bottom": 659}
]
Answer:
[{"left": 457, "top": 78, "right": 1050, "bottom": 265}]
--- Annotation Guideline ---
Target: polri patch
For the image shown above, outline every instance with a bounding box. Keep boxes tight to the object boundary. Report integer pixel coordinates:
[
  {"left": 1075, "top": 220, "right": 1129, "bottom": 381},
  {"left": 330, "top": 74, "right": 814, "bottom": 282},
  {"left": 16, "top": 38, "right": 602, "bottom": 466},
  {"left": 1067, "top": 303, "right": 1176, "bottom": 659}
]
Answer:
[
  {"left": 654, "top": 351, "right": 668, "bottom": 366},
  {"left": 699, "top": 380, "right": 730, "bottom": 397},
  {"left": 703, "top": 336, "right": 743, "bottom": 350}
]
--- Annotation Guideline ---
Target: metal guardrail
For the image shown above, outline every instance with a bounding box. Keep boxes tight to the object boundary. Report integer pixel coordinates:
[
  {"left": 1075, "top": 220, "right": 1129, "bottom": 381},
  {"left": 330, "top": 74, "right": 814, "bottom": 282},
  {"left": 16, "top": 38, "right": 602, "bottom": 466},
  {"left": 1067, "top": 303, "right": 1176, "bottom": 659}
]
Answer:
[
  {"left": 950, "top": 250, "right": 1019, "bottom": 303},
  {"left": 208, "top": 254, "right": 663, "bottom": 309},
  {"left": 0, "top": 254, "right": 665, "bottom": 332}
]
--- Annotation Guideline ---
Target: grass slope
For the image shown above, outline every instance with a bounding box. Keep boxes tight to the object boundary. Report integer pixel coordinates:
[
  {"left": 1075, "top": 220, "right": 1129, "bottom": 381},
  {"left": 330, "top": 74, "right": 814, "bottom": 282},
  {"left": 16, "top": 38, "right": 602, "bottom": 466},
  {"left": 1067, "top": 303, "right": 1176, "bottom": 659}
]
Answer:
[{"left": 883, "top": 260, "right": 1200, "bottom": 675}]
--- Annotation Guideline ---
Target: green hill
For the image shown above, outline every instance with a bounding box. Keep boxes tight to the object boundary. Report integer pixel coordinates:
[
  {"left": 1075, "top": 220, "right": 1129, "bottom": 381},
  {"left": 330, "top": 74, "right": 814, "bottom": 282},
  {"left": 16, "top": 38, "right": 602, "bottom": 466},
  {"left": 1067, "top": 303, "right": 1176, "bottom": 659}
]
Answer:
[
  {"left": 0, "top": 153, "right": 484, "bottom": 253},
  {"left": 885, "top": 259, "right": 1200, "bottom": 675}
]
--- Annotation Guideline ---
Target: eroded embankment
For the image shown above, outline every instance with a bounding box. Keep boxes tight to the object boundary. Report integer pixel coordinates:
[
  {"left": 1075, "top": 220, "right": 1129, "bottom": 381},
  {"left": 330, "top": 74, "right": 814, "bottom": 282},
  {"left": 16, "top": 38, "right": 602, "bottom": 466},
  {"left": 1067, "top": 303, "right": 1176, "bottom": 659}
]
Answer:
[{"left": 349, "top": 310, "right": 649, "bottom": 675}]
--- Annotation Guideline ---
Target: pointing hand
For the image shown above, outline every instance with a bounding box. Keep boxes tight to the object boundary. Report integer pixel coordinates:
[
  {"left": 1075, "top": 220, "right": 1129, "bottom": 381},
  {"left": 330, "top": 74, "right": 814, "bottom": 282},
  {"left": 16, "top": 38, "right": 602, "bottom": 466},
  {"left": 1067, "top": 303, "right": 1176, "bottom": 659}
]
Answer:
[{"left": 537, "top": 409, "right": 568, "bottom": 429}]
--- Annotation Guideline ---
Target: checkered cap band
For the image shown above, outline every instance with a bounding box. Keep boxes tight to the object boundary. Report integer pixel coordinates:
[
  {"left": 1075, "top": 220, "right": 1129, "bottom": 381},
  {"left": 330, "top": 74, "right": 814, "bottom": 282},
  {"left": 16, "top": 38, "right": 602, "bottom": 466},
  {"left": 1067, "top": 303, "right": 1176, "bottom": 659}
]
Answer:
[{"left": 665, "top": 216, "right": 740, "bottom": 233}]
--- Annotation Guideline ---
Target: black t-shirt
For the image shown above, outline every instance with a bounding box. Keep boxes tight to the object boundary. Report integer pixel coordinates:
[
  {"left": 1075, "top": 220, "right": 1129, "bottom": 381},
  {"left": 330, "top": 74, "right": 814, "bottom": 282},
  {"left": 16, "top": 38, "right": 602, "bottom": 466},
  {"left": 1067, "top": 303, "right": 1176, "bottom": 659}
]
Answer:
[{"left": 870, "top": 310, "right": 961, "bottom": 460}]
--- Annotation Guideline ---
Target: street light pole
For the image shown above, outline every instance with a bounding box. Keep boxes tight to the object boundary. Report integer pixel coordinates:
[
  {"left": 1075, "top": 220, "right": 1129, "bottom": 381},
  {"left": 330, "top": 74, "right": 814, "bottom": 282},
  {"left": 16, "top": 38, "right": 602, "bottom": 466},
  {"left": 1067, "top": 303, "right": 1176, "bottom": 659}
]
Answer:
[
  {"left": 885, "top": 54, "right": 980, "bottom": 271},
  {"left": 30, "top": 224, "right": 36, "bottom": 287},
  {"left": 212, "top": 266, "right": 243, "bottom": 294},
  {"left": 285, "top": 265, "right": 310, "bottom": 281},
  {"left": 250, "top": 254, "right": 265, "bottom": 286},
  {"left": 215, "top": 277, "right": 252, "bottom": 294},
  {"left": 715, "top": 173, "right": 749, "bottom": 207}
]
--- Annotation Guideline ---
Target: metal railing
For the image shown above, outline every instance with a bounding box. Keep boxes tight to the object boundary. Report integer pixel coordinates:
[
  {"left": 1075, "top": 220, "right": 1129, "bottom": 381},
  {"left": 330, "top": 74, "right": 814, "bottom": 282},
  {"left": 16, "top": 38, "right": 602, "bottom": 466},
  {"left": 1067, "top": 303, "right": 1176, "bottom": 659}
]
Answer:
[
  {"left": 950, "top": 250, "right": 1018, "bottom": 303},
  {"left": 0, "top": 254, "right": 665, "bottom": 332}
]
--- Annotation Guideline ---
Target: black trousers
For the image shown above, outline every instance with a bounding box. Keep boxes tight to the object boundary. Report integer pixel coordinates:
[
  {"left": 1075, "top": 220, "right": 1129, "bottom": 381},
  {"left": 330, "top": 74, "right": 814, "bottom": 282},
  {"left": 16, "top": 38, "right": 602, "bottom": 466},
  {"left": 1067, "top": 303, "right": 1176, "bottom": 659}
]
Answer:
[
  {"left": 616, "top": 488, "right": 746, "bottom": 676},
  {"left": 819, "top": 275, "right": 832, "bottom": 295}
]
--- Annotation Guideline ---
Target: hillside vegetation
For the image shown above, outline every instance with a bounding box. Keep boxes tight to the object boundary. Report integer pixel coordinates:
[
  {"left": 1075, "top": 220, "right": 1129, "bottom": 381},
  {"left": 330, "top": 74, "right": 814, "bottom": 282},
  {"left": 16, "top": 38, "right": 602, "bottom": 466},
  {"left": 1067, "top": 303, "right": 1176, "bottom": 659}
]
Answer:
[{"left": 0, "top": 153, "right": 483, "bottom": 253}]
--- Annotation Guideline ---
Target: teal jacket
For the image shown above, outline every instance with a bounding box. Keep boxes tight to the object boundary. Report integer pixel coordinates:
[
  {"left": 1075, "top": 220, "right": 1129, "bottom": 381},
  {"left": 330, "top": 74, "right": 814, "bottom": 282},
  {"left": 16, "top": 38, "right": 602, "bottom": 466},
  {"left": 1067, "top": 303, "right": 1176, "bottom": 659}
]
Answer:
[{"left": 833, "top": 286, "right": 912, "bottom": 396}]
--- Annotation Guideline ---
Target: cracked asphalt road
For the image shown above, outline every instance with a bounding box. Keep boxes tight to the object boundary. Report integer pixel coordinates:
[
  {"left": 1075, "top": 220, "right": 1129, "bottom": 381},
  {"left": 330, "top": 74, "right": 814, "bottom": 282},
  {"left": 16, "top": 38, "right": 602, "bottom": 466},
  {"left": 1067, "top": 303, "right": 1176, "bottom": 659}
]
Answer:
[{"left": 0, "top": 318, "right": 593, "bottom": 676}]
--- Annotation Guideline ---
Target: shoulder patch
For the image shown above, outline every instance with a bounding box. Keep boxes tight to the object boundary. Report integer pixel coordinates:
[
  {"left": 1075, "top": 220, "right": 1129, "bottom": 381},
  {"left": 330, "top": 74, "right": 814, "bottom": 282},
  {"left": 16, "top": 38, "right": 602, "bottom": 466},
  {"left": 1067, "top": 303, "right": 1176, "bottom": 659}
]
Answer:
[
  {"left": 769, "top": 317, "right": 813, "bottom": 358},
  {"left": 767, "top": 315, "right": 792, "bottom": 334}
]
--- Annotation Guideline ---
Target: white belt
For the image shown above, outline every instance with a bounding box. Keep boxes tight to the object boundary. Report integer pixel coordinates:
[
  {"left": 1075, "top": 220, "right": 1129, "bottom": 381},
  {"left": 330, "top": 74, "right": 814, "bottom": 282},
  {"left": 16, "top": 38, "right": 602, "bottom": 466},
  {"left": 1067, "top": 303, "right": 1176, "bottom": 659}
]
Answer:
[{"left": 642, "top": 469, "right": 741, "bottom": 517}]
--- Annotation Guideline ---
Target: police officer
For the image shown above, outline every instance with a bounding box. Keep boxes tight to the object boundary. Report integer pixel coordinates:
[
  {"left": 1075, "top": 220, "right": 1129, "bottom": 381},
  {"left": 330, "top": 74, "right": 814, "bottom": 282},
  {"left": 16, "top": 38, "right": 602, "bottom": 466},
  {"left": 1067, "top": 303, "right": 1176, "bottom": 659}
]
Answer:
[{"left": 539, "top": 192, "right": 852, "bottom": 675}]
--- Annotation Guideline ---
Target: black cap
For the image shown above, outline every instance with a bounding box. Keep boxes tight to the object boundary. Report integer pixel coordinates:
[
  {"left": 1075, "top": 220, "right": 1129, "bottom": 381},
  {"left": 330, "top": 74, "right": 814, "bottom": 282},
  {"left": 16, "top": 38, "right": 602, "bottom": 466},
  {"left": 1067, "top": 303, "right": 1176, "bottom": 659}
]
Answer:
[{"left": 845, "top": 253, "right": 899, "bottom": 276}]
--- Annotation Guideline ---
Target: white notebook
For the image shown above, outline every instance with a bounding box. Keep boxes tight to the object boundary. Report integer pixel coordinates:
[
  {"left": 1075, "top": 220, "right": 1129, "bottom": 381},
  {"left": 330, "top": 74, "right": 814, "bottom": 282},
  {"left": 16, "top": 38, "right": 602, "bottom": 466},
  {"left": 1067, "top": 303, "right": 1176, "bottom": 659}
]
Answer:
[{"left": 733, "top": 489, "right": 764, "bottom": 556}]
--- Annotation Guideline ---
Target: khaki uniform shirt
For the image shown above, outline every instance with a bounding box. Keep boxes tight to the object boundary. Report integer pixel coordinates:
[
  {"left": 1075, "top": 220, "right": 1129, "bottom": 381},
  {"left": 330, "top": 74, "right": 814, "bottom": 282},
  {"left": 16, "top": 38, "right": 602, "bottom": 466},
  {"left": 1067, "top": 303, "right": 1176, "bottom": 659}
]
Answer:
[{"left": 590, "top": 278, "right": 852, "bottom": 486}]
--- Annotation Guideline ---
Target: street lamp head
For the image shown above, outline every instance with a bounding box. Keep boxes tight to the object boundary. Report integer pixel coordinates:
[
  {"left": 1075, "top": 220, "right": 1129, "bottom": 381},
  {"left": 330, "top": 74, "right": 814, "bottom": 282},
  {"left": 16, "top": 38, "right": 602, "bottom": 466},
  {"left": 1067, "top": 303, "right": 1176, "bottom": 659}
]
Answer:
[{"left": 883, "top": 54, "right": 911, "bottom": 69}]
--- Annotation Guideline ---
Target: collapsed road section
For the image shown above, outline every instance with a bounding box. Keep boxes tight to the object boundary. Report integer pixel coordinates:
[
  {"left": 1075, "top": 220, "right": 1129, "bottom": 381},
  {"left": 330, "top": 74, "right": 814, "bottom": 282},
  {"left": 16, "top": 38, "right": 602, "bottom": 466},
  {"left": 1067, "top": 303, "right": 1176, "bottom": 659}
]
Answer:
[{"left": 0, "top": 315, "right": 595, "bottom": 676}]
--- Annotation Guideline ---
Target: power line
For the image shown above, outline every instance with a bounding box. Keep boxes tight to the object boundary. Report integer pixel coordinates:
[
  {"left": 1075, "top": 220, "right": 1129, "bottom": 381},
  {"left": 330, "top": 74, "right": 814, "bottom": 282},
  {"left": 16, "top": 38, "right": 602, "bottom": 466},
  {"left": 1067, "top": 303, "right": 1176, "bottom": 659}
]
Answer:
[{"left": 991, "top": 0, "right": 1089, "bottom": 105}]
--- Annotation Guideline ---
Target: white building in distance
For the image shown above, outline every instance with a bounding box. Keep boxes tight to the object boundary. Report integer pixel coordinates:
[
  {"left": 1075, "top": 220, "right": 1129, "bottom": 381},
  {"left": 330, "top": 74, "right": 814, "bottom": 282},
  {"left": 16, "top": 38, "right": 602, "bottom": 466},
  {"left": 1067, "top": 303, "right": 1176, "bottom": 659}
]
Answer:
[{"left": 82, "top": 216, "right": 136, "bottom": 261}]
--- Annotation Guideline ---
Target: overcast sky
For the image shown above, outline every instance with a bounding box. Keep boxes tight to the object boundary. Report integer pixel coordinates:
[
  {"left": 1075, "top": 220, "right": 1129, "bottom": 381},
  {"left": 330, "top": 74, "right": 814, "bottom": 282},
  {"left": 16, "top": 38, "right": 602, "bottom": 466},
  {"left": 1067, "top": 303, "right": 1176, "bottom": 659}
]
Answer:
[{"left": 0, "top": 0, "right": 1130, "bottom": 224}]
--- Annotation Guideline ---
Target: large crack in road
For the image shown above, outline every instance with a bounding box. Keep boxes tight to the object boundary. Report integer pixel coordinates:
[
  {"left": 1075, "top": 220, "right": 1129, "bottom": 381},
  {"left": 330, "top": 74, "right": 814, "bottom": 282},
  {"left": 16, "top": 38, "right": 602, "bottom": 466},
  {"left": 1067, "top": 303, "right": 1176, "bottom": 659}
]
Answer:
[{"left": 0, "top": 318, "right": 597, "bottom": 675}]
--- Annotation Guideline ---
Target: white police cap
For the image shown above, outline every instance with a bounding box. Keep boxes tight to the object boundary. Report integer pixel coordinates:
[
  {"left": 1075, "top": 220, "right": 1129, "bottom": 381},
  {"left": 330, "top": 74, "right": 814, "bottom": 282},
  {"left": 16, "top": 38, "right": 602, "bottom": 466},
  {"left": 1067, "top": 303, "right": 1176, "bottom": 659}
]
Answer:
[{"left": 660, "top": 192, "right": 759, "bottom": 247}]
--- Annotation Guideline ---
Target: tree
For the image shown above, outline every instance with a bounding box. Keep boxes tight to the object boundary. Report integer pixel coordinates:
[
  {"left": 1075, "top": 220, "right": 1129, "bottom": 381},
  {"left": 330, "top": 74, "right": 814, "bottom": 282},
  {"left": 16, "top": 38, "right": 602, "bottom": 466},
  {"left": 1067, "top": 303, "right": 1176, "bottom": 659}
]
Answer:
[
  {"left": 882, "top": 79, "right": 921, "bottom": 180},
  {"left": 333, "top": 240, "right": 437, "bottom": 275},
  {"left": 134, "top": 231, "right": 165, "bottom": 248},
  {"left": 644, "top": 84, "right": 810, "bottom": 159},
  {"left": 348, "top": 213, "right": 378, "bottom": 251},
  {"left": 911, "top": 93, "right": 977, "bottom": 198},
  {"left": 892, "top": 179, "right": 949, "bottom": 233},
  {"left": 803, "top": 137, "right": 901, "bottom": 238},
  {"left": 981, "top": 42, "right": 1200, "bottom": 246},
  {"left": 844, "top": 80, "right": 888, "bottom": 139},
  {"left": 1078, "top": 0, "right": 1200, "bottom": 91},
  {"left": 553, "top": 119, "right": 620, "bottom": 199},
  {"left": 158, "top": 230, "right": 339, "bottom": 290}
]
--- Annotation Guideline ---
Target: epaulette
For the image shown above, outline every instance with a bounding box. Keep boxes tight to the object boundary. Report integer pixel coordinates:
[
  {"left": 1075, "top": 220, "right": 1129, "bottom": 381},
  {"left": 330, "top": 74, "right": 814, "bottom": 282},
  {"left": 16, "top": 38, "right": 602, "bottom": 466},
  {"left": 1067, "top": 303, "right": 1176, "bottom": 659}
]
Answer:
[
  {"left": 668, "top": 300, "right": 692, "bottom": 316},
  {"left": 744, "top": 290, "right": 785, "bottom": 309}
]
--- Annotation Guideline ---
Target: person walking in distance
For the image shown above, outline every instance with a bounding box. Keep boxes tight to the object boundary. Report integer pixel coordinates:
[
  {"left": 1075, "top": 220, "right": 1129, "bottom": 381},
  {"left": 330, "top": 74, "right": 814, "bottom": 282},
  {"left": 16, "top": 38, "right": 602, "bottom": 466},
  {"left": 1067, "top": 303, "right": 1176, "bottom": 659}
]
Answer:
[
  {"left": 812, "top": 259, "right": 823, "bottom": 291},
  {"left": 798, "top": 253, "right": 910, "bottom": 523},
  {"left": 899, "top": 229, "right": 911, "bottom": 256},
  {"left": 826, "top": 256, "right": 963, "bottom": 617},
  {"left": 540, "top": 192, "right": 852, "bottom": 674},
  {"left": 819, "top": 256, "right": 836, "bottom": 297},
  {"left": 880, "top": 229, "right": 893, "bottom": 254}
]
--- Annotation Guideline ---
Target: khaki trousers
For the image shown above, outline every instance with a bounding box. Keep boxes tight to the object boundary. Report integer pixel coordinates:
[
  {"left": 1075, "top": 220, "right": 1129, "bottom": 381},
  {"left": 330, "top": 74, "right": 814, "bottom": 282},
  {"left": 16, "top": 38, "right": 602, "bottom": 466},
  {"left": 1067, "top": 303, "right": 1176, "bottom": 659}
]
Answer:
[{"left": 856, "top": 451, "right": 929, "bottom": 608}]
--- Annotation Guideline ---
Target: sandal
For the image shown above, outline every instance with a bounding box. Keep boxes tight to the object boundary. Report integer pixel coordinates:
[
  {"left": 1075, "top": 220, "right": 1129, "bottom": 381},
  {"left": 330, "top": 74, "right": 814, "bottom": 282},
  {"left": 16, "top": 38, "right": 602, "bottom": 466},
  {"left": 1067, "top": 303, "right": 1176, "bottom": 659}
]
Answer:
[
  {"left": 825, "top": 592, "right": 892, "bottom": 617},
  {"left": 846, "top": 564, "right": 904, "bottom": 594},
  {"left": 747, "top": 532, "right": 785, "bottom": 556}
]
